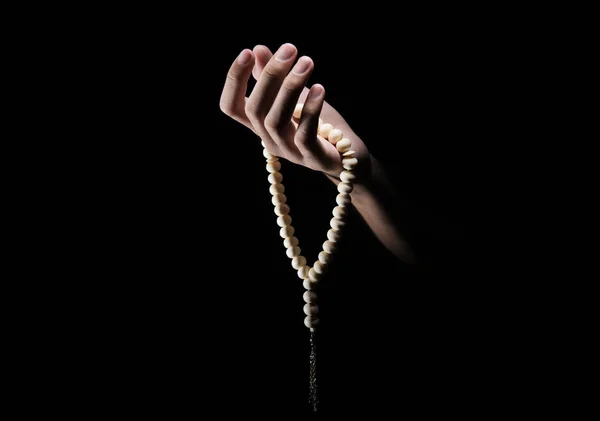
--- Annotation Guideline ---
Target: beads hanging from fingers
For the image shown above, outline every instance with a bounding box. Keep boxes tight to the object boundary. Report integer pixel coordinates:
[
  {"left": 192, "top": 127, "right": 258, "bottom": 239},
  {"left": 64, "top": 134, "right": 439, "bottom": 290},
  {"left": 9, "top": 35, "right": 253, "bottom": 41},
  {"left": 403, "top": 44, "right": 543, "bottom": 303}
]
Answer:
[{"left": 266, "top": 102, "right": 357, "bottom": 330}]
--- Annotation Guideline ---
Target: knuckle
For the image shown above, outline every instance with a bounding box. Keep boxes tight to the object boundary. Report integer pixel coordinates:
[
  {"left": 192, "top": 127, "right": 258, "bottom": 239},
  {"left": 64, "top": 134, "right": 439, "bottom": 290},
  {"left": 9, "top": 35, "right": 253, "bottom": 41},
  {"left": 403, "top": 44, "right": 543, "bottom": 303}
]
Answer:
[
  {"left": 244, "top": 101, "right": 262, "bottom": 120},
  {"left": 262, "top": 66, "right": 281, "bottom": 80},
  {"left": 299, "top": 103, "right": 318, "bottom": 116},
  {"left": 279, "top": 81, "right": 300, "bottom": 95},
  {"left": 226, "top": 72, "right": 238, "bottom": 83},
  {"left": 219, "top": 99, "right": 233, "bottom": 116},
  {"left": 263, "top": 118, "right": 277, "bottom": 131},
  {"left": 264, "top": 114, "right": 286, "bottom": 132}
]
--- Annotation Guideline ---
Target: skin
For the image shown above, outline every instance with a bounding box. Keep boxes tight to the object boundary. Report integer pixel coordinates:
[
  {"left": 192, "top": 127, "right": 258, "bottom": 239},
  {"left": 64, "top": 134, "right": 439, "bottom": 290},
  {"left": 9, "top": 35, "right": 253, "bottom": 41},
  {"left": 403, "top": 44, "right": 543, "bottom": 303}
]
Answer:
[{"left": 220, "top": 43, "right": 416, "bottom": 265}]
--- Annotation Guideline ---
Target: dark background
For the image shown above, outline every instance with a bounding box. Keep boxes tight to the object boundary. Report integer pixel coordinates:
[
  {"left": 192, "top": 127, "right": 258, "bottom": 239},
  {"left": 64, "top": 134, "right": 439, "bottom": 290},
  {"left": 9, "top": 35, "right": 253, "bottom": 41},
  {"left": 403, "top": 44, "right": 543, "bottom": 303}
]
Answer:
[
  {"left": 204, "top": 38, "right": 471, "bottom": 417},
  {"left": 122, "top": 35, "right": 470, "bottom": 416},
  {"left": 13, "top": 3, "right": 584, "bottom": 417},
  {"left": 39, "top": 9, "right": 493, "bottom": 418}
]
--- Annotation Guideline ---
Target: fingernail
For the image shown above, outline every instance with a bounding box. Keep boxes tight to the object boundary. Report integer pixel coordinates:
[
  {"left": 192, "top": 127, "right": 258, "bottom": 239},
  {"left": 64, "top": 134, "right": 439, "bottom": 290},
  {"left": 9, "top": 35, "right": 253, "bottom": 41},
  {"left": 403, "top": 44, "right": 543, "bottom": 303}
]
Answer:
[
  {"left": 276, "top": 44, "right": 295, "bottom": 61},
  {"left": 292, "top": 57, "right": 311, "bottom": 75},
  {"left": 311, "top": 84, "right": 324, "bottom": 98},
  {"left": 237, "top": 49, "right": 252, "bottom": 65}
]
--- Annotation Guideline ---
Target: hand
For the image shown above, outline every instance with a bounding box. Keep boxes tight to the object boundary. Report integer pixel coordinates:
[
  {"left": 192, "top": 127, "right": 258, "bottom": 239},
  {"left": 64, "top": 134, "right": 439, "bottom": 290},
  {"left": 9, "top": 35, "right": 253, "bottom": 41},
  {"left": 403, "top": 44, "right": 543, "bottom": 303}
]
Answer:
[
  {"left": 220, "top": 43, "right": 416, "bottom": 263},
  {"left": 219, "top": 43, "right": 371, "bottom": 181}
]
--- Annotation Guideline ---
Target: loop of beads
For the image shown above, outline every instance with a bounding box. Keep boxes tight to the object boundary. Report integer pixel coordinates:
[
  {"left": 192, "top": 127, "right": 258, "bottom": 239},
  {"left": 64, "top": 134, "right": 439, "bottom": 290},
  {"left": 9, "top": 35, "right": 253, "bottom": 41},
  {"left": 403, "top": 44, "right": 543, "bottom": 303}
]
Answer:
[{"left": 263, "top": 103, "right": 358, "bottom": 331}]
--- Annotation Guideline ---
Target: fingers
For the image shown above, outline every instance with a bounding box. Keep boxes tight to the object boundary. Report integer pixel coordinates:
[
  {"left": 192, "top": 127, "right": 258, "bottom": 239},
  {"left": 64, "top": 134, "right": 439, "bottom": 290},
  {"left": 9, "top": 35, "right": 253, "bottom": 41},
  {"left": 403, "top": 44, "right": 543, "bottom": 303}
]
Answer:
[
  {"left": 245, "top": 43, "right": 298, "bottom": 143},
  {"left": 295, "top": 84, "right": 329, "bottom": 159},
  {"left": 219, "top": 49, "right": 255, "bottom": 130},
  {"left": 221, "top": 44, "right": 331, "bottom": 164},
  {"left": 264, "top": 56, "right": 314, "bottom": 152},
  {"left": 252, "top": 45, "right": 273, "bottom": 80}
]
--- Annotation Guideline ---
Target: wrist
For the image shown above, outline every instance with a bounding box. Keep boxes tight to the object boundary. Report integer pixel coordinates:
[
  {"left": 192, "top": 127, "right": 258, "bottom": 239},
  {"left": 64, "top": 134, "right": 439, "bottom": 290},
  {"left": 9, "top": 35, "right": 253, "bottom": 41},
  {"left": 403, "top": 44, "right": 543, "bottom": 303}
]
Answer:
[
  {"left": 324, "top": 152, "right": 375, "bottom": 189},
  {"left": 324, "top": 155, "right": 388, "bottom": 211},
  {"left": 351, "top": 155, "right": 391, "bottom": 204}
]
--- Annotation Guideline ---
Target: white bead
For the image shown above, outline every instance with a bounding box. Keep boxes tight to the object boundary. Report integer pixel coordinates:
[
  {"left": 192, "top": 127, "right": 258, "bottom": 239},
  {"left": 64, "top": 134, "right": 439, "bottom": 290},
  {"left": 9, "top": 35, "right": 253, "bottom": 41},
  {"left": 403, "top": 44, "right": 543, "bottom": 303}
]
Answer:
[
  {"left": 336, "top": 138, "right": 352, "bottom": 153},
  {"left": 336, "top": 193, "right": 351, "bottom": 207},
  {"left": 303, "top": 279, "right": 317, "bottom": 290},
  {"left": 323, "top": 240, "right": 337, "bottom": 254},
  {"left": 284, "top": 236, "right": 299, "bottom": 248},
  {"left": 298, "top": 266, "right": 310, "bottom": 279},
  {"left": 286, "top": 246, "right": 301, "bottom": 258},
  {"left": 308, "top": 268, "right": 322, "bottom": 282},
  {"left": 292, "top": 255, "right": 307, "bottom": 269},
  {"left": 340, "top": 171, "right": 356, "bottom": 183},
  {"left": 331, "top": 218, "right": 346, "bottom": 231},
  {"left": 342, "top": 157, "right": 358, "bottom": 170},
  {"left": 342, "top": 150, "right": 356, "bottom": 158},
  {"left": 304, "top": 303, "right": 319, "bottom": 316},
  {"left": 319, "top": 123, "right": 333, "bottom": 139},
  {"left": 261, "top": 140, "right": 266, "bottom": 148},
  {"left": 337, "top": 182, "right": 353, "bottom": 194},
  {"left": 263, "top": 149, "right": 278, "bottom": 161},
  {"left": 313, "top": 260, "right": 327, "bottom": 274},
  {"left": 332, "top": 206, "right": 347, "bottom": 219},
  {"left": 268, "top": 172, "right": 283, "bottom": 184},
  {"left": 318, "top": 251, "right": 332, "bottom": 264},
  {"left": 272, "top": 193, "right": 287, "bottom": 206},
  {"left": 277, "top": 215, "right": 292, "bottom": 227},
  {"left": 293, "top": 103, "right": 303, "bottom": 119},
  {"left": 327, "top": 228, "right": 341, "bottom": 242},
  {"left": 303, "top": 290, "right": 317, "bottom": 303},
  {"left": 269, "top": 183, "right": 285, "bottom": 195},
  {"left": 267, "top": 161, "right": 282, "bottom": 173},
  {"left": 280, "top": 225, "right": 295, "bottom": 238},
  {"left": 304, "top": 316, "right": 320, "bottom": 328},
  {"left": 274, "top": 204, "right": 290, "bottom": 216},
  {"left": 328, "top": 129, "right": 343, "bottom": 144}
]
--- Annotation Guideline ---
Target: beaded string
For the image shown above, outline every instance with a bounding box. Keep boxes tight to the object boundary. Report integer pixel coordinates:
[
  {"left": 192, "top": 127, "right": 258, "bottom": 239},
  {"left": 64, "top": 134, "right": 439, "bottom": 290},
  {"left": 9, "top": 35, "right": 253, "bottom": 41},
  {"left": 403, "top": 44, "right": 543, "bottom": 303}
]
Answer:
[{"left": 262, "top": 103, "right": 358, "bottom": 412}]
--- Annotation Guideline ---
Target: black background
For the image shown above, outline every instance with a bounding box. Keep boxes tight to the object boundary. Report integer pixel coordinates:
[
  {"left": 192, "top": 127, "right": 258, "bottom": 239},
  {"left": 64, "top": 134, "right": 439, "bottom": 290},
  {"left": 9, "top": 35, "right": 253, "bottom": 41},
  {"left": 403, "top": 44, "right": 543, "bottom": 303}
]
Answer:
[{"left": 41, "top": 8, "right": 493, "bottom": 418}]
